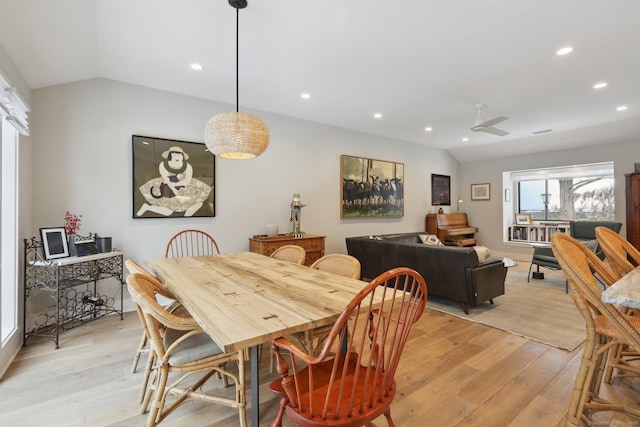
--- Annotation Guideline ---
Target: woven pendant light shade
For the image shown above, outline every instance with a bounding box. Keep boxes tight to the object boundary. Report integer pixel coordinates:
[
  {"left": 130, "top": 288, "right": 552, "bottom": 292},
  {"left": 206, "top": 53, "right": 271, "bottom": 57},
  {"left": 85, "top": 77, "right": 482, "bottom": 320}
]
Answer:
[
  {"left": 204, "top": 112, "right": 269, "bottom": 159},
  {"left": 203, "top": 1, "right": 269, "bottom": 159}
]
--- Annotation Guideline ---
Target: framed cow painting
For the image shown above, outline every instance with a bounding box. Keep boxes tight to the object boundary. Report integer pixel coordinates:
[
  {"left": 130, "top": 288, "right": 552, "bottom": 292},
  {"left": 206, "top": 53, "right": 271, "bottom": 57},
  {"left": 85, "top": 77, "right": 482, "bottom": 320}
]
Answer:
[{"left": 340, "top": 155, "right": 404, "bottom": 218}]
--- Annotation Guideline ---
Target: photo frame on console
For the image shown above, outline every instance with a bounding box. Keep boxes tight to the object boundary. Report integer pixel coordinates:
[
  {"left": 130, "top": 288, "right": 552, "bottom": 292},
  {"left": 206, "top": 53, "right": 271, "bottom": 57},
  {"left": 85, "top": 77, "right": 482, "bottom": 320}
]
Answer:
[{"left": 40, "top": 227, "right": 69, "bottom": 260}]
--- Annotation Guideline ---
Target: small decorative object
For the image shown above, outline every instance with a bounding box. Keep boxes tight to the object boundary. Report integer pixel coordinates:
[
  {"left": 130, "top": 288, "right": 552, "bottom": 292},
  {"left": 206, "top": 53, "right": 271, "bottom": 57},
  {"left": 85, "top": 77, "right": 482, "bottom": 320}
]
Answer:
[
  {"left": 64, "top": 211, "right": 82, "bottom": 235},
  {"left": 438, "top": 207, "right": 444, "bottom": 214},
  {"left": 471, "top": 183, "right": 491, "bottom": 201},
  {"left": 40, "top": 227, "right": 70, "bottom": 260},
  {"left": 75, "top": 239, "right": 98, "bottom": 257},
  {"left": 289, "top": 193, "right": 306, "bottom": 237},
  {"left": 67, "top": 235, "right": 78, "bottom": 256},
  {"left": 265, "top": 224, "right": 278, "bottom": 237},
  {"left": 431, "top": 174, "right": 451, "bottom": 206},
  {"left": 515, "top": 213, "right": 533, "bottom": 225},
  {"left": 95, "top": 236, "right": 112, "bottom": 253},
  {"left": 636, "top": 163, "right": 640, "bottom": 173},
  {"left": 64, "top": 211, "right": 82, "bottom": 256}
]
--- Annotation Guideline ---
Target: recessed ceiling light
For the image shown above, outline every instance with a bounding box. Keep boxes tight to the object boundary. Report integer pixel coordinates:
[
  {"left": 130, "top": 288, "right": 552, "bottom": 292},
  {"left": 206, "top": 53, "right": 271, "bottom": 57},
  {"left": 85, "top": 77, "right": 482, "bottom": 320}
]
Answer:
[
  {"left": 190, "top": 63, "right": 204, "bottom": 71},
  {"left": 592, "top": 82, "right": 608, "bottom": 89},
  {"left": 617, "top": 105, "right": 628, "bottom": 111},
  {"left": 373, "top": 113, "right": 383, "bottom": 119},
  {"left": 424, "top": 127, "right": 433, "bottom": 132},
  {"left": 462, "top": 137, "right": 469, "bottom": 142},
  {"left": 556, "top": 46, "right": 573, "bottom": 56},
  {"left": 301, "top": 93, "right": 312, "bottom": 100}
]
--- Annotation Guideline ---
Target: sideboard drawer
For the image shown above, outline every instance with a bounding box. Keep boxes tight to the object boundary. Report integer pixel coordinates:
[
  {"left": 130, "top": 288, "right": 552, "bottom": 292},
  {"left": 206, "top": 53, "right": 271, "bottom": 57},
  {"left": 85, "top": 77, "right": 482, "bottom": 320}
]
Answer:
[{"left": 248, "top": 234, "right": 326, "bottom": 267}]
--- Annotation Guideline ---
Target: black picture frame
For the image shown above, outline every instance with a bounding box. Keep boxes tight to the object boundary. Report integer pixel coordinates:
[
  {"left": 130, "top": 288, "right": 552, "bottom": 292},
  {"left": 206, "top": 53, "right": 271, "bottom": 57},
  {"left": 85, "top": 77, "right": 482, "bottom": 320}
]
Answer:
[
  {"left": 132, "top": 135, "right": 215, "bottom": 218},
  {"left": 40, "top": 227, "right": 69, "bottom": 260},
  {"left": 431, "top": 174, "right": 451, "bottom": 206}
]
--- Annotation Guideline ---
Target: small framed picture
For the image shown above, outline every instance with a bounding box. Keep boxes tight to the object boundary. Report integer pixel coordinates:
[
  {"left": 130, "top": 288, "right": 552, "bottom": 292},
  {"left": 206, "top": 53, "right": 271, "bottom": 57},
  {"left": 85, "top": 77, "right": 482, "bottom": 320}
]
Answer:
[
  {"left": 431, "top": 174, "right": 451, "bottom": 206},
  {"left": 75, "top": 239, "right": 98, "bottom": 257},
  {"left": 471, "top": 183, "right": 491, "bottom": 201},
  {"left": 515, "top": 213, "right": 532, "bottom": 225},
  {"left": 39, "top": 227, "right": 70, "bottom": 260}
]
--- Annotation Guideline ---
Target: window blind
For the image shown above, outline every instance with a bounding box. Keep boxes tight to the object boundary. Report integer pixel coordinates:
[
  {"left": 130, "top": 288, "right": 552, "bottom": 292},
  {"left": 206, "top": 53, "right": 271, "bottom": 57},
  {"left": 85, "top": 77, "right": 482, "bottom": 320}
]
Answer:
[{"left": 0, "top": 71, "right": 29, "bottom": 136}]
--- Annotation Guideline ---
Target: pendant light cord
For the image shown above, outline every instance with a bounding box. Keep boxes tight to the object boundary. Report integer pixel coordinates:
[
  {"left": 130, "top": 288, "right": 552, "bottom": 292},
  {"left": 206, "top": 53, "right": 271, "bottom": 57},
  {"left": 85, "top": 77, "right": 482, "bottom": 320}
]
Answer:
[{"left": 235, "top": 4, "right": 239, "bottom": 113}]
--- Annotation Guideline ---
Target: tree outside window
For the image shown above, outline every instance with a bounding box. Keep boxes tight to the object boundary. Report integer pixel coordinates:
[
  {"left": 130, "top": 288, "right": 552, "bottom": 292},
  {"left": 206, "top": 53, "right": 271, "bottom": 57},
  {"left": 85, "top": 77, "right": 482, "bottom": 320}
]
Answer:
[{"left": 518, "top": 177, "right": 614, "bottom": 221}]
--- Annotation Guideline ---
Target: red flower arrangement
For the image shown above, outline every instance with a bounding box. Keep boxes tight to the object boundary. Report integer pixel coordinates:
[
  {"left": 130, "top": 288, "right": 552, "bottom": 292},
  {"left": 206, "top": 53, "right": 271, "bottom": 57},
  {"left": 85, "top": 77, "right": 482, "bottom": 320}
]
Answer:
[{"left": 64, "top": 211, "right": 82, "bottom": 235}]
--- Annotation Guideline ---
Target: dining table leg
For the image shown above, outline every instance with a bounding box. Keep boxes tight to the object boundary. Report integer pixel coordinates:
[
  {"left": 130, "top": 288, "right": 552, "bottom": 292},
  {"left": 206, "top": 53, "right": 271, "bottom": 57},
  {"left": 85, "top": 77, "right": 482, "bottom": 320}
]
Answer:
[{"left": 251, "top": 344, "right": 260, "bottom": 425}]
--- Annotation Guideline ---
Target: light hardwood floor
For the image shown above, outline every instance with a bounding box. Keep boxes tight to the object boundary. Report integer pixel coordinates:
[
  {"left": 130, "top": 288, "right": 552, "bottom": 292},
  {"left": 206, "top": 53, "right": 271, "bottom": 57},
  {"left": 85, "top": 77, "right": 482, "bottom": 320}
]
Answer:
[{"left": 2, "top": 264, "right": 640, "bottom": 426}]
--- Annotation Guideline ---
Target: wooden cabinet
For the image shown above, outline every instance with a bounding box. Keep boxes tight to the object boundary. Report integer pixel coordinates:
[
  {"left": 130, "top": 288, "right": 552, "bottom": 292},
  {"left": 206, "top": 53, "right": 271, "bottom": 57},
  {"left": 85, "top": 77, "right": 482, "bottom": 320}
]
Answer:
[
  {"left": 626, "top": 173, "right": 640, "bottom": 250},
  {"left": 249, "top": 234, "right": 326, "bottom": 266}
]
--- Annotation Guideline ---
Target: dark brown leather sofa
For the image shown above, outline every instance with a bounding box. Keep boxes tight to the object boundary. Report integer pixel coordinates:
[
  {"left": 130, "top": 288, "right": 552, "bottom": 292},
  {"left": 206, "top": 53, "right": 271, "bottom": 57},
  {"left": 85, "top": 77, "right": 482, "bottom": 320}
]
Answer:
[{"left": 345, "top": 232, "right": 505, "bottom": 314}]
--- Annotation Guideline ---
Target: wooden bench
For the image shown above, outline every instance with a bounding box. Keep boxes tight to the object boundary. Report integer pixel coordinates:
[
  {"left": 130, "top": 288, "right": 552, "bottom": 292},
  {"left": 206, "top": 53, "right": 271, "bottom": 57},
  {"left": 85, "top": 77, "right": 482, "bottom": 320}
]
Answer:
[{"left": 426, "top": 212, "right": 477, "bottom": 246}]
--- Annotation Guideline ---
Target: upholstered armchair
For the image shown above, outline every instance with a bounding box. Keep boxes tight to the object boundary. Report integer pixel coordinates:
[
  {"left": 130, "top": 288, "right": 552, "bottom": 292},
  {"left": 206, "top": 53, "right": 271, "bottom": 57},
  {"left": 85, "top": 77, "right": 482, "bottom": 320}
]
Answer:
[{"left": 528, "top": 220, "right": 622, "bottom": 284}]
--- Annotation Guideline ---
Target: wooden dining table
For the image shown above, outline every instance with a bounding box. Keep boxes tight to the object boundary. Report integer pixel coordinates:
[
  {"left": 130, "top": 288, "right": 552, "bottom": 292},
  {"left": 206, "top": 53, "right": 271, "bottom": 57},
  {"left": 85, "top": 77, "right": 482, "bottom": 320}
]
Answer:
[
  {"left": 145, "top": 251, "right": 370, "bottom": 426},
  {"left": 601, "top": 265, "right": 640, "bottom": 309}
]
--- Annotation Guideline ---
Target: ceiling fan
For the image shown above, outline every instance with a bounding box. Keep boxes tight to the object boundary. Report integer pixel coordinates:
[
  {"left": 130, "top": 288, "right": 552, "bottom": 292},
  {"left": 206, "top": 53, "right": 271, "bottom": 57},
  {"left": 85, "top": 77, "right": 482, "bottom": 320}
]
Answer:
[{"left": 471, "top": 104, "right": 509, "bottom": 136}]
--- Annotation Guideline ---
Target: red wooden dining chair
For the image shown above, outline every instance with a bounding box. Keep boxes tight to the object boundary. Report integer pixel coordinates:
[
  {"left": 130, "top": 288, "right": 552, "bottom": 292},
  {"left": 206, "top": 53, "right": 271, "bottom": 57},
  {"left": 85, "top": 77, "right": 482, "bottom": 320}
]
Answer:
[
  {"left": 269, "top": 267, "right": 427, "bottom": 427},
  {"left": 165, "top": 229, "right": 220, "bottom": 258}
]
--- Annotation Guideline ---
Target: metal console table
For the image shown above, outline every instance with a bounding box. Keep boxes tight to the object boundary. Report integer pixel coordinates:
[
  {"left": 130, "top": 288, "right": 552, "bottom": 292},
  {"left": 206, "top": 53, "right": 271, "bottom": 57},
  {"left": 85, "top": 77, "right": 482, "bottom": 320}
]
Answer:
[{"left": 23, "top": 237, "right": 124, "bottom": 348}]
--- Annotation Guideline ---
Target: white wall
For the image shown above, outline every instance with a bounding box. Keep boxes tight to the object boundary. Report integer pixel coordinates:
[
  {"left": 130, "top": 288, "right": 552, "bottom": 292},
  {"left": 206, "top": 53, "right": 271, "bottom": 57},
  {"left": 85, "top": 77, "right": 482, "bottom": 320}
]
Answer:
[
  {"left": 29, "top": 78, "right": 458, "bottom": 269},
  {"left": 26, "top": 77, "right": 640, "bottom": 310},
  {"left": 459, "top": 139, "right": 640, "bottom": 261}
]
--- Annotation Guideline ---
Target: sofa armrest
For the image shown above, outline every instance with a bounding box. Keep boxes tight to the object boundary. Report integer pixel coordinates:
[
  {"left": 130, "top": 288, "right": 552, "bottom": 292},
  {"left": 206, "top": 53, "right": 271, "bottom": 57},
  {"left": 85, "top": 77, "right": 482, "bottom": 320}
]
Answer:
[
  {"left": 465, "top": 261, "right": 505, "bottom": 305},
  {"left": 477, "top": 258, "right": 504, "bottom": 268}
]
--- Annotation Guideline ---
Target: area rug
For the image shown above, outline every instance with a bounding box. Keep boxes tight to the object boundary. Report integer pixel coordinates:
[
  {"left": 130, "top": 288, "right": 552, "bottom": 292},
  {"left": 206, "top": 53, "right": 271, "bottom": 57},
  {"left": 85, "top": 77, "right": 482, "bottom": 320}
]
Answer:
[{"left": 425, "top": 266, "right": 586, "bottom": 351}]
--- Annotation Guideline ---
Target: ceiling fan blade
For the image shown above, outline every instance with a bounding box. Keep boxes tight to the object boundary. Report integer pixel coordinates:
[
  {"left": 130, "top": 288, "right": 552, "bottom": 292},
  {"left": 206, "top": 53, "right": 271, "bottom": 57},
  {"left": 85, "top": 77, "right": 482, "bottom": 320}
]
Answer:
[
  {"left": 478, "top": 116, "right": 508, "bottom": 127},
  {"left": 479, "top": 126, "right": 509, "bottom": 136}
]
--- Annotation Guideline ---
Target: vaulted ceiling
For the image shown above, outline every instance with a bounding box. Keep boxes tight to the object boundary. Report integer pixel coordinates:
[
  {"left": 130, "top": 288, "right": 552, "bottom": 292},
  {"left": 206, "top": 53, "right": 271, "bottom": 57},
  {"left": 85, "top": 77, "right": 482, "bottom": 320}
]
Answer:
[{"left": 1, "top": 0, "right": 639, "bottom": 162}]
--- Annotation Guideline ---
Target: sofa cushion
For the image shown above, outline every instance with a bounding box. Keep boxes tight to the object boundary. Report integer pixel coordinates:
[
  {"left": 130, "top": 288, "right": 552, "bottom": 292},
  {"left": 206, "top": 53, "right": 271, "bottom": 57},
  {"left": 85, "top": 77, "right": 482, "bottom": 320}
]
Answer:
[
  {"left": 419, "top": 234, "right": 444, "bottom": 246},
  {"left": 473, "top": 245, "right": 491, "bottom": 262}
]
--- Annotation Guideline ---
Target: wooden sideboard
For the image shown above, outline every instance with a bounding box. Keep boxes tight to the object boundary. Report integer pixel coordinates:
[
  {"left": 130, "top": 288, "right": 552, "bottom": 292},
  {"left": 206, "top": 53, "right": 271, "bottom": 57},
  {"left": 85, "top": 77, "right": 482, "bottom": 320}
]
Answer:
[{"left": 249, "top": 234, "right": 326, "bottom": 266}]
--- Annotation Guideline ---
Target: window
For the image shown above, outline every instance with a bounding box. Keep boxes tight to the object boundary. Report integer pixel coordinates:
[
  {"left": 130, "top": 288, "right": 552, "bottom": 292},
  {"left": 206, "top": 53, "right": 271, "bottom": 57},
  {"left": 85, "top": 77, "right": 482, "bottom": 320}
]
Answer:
[
  {"left": 1, "top": 116, "right": 19, "bottom": 343},
  {"left": 511, "top": 162, "right": 615, "bottom": 221},
  {"left": 0, "top": 70, "right": 29, "bottom": 375}
]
